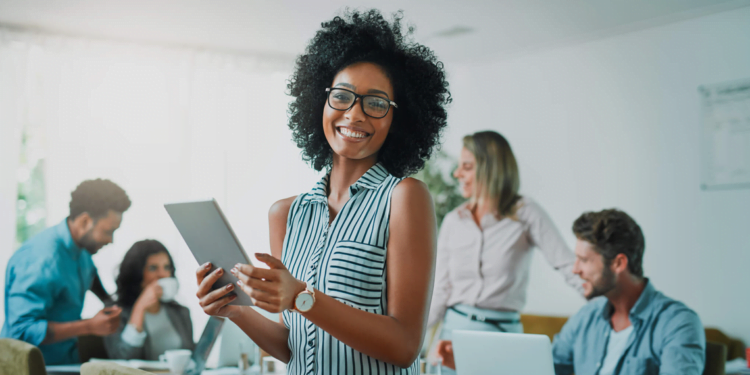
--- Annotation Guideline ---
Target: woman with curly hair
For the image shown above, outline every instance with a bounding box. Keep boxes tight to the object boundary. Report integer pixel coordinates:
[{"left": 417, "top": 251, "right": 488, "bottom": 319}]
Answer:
[
  {"left": 194, "top": 9, "right": 450, "bottom": 374},
  {"left": 105, "top": 240, "right": 194, "bottom": 360}
]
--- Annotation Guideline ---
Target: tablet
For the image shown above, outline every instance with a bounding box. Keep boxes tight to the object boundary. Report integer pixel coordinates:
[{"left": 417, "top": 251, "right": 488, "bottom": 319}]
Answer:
[{"left": 164, "top": 199, "right": 253, "bottom": 306}]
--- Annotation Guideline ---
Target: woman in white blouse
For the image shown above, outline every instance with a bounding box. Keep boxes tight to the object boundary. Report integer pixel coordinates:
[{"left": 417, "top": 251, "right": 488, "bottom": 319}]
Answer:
[{"left": 429, "top": 131, "right": 582, "bottom": 370}]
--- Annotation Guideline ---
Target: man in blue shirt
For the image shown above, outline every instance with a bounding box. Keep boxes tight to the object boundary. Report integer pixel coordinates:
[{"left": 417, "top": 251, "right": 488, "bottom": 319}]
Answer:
[
  {"left": 551, "top": 208, "right": 705, "bottom": 375},
  {"left": 436, "top": 209, "right": 705, "bottom": 375},
  {"left": 2, "top": 179, "right": 132, "bottom": 365}
]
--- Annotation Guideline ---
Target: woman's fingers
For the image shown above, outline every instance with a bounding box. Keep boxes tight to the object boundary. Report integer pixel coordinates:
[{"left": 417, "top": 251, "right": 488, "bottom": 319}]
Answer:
[
  {"left": 249, "top": 286, "right": 278, "bottom": 303},
  {"left": 255, "top": 253, "right": 288, "bottom": 270},
  {"left": 233, "top": 263, "right": 278, "bottom": 281},
  {"left": 241, "top": 274, "right": 277, "bottom": 293},
  {"left": 196, "top": 267, "right": 225, "bottom": 297},
  {"left": 235, "top": 279, "right": 279, "bottom": 305},
  {"left": 203, "top": 293, "right": 237, "bottom": 315},
  {"left": 232, "top": 268, "right": 276, "bottom": 293},
  {"left": 199, "top": 283, "right": 235, "bottom": 308},
  {"left": 195, "top": 262, "right": 212, "bottom": 286}
]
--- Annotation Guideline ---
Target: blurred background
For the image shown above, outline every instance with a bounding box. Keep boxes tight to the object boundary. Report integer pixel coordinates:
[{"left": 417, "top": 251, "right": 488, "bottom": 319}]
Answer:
[{"left": 1, "top": 0, "right": 749, "bottom": 347}]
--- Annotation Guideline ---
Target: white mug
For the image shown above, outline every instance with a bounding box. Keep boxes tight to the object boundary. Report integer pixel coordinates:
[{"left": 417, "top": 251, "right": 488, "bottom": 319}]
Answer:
[
  {"left": 158, "top": 277, "right": 179, "bottom": 302},
  {"left": 159, "top": 349, "right": 192, "bottom": 374}
]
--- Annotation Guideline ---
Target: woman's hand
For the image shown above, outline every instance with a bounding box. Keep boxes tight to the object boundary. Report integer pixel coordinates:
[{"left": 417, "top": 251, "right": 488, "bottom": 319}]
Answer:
[
  {"left": 195, "top": 262, "right": 241, "bottom": 319},
  {"left": 437, "top": 340, "right": 456, "bottom": 370},
  {"left": 134, "top": 280, "right": 162, "bottom": 312},
  {"left": 129, "top": 282, "right": 162, "bottom": 332},
  {"left": 231, "top": 253, "right": 306, "bottom": 313}
]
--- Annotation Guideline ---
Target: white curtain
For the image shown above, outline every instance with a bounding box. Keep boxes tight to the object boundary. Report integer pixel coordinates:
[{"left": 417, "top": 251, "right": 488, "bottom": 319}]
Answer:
[{"left": 0, "top": 27, "right": 323, "bottom": 341}]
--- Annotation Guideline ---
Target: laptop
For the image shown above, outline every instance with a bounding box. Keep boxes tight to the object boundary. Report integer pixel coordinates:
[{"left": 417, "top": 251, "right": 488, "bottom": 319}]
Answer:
[
  {"left": 452, "top": 330, "right": 555, "bottom": 375},
  {"left": 186, "top": 316, "right": 225, "bottom": 374},
  {"left": 216, "top": 307, "right": 279, "bottom": 367}
]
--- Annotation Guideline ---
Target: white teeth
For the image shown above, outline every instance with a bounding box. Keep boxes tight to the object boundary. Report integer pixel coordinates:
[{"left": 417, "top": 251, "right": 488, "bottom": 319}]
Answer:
[{"left": 339, "top": 127, "right": 368, "bottom": 139}]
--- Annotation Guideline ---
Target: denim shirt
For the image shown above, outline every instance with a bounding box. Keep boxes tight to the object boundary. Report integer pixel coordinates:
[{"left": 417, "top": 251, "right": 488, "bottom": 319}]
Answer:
[
  {"left": 1, "top": 219, "right": 98, "bottom": 365},
  {"left": 551, "top": 280, "right": 705, "bottom": 375}
]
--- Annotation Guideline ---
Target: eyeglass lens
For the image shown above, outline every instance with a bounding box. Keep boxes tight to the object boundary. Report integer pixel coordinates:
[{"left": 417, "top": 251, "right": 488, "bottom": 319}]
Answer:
[{"left": 328, "top": 89, "right": 390, "bottom": 118}]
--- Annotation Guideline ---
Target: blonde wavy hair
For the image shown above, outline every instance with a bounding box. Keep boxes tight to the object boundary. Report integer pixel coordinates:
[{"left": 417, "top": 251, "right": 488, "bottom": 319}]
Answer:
[{"left": 463, "top": 131, "right": 521, "bottom": 218}]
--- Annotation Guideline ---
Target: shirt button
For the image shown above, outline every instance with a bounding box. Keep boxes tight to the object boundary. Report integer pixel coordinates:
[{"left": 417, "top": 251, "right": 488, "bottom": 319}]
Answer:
[{"left": 597, "top": 362, "right": 601, "bottom": 367}]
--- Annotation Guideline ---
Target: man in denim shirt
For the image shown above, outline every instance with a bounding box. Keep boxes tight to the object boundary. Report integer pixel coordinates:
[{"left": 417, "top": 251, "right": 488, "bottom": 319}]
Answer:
[
  {"left": 2, "top": 179, "right": 131, "bottom": 364},
  {"left": 437, "top": 209, "right": 705, "bottom": 375},
  {"left": 552, "top": 208, "right": 705, "bottom": 375}
]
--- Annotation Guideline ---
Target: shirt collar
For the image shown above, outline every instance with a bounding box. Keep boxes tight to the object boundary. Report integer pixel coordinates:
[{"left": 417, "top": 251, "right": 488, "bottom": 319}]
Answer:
[
  {"left": 455, "top": 202, "right": 501, "bottom": 227},
  {"left": 56, "top": 218, "right": 83, "bottom": 258},
  {"left": 601, "top": 278, "right": 655, "bottom": 321},
  {"left": 301, "top": 163, "right": 390, "bottom": 205},
  {"left": 456, "top": 202, "right": 472, "bottom": 219}
]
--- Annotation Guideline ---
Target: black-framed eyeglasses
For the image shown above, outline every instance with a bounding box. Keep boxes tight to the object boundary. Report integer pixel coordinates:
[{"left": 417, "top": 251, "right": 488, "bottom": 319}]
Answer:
[{"left": 325, "top": 88, "right": 398, "bottom": 119}]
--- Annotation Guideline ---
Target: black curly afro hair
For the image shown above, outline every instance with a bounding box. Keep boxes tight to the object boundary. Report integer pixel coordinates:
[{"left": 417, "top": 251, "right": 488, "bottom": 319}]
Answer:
[{"left": 287, "top": 9, "right": 451, "bottom": 178}]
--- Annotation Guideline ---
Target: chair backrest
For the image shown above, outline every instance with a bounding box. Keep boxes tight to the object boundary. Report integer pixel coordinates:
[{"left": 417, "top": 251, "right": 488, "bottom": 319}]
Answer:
[
  {"left": 705, "top": 328, "right": 746, "bottom": 361},
  {"left": 0, "top": 338, "right": 47, "bottom": 375},
  {"left": 78, "top": 335, "right": 109, "bottom": 363},
  {"left": 520, "top": 314, "right": 569, "bottom": 342},
  {"left": 80, "top": 362, "right": 153, "bottom": 375},
  {"left": 703, "top": 341, "right": 727, "bottom": 375}
]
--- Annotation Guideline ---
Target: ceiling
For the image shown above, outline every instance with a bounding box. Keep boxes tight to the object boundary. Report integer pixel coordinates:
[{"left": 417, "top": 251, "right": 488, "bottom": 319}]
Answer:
[{"left": 0, "top": 0, "right": 748, "bottom": 63}]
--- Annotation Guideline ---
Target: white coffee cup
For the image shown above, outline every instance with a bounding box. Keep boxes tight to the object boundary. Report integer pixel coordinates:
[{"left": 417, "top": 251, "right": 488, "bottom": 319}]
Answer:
[
  {"left": 159, "top": 349, "right": 192, "bottom": 374},
  {"left": 157, "top": 277, "right": 179, "bottom": 302}
]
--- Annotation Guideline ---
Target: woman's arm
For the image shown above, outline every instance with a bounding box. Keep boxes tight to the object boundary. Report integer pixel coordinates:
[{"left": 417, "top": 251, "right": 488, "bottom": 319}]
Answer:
[
  {"left": 128, "top": 281, "right": 163, "bottom": 333},
  {"left": 235, "top": 178, "right": 436, "bottom": 367},
  {"left": 522, "top": 200, "right": 583, "bottom": 293},
  {"left": 194, "top": 197, "right": 296, "bottom": 363},
  {"left": 103, "top": 309, "right": 146, "bottom": 360},
  {"left": 427, "top": 216, "right": 453, "bottom": 328}
]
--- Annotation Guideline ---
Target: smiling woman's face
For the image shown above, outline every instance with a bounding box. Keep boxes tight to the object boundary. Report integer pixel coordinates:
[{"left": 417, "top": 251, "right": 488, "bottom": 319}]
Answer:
[
  {"left": 453, "top": 147, "right": 477, "bottom": 199},
  {"left": 322, "top": 62, "right": 395, "bottom": 163}
]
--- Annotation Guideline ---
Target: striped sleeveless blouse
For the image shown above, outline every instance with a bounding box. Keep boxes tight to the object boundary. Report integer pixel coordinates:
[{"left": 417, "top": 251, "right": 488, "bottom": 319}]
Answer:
[{"left": 281, "top": 163, "right": 418, "bottom": 375}]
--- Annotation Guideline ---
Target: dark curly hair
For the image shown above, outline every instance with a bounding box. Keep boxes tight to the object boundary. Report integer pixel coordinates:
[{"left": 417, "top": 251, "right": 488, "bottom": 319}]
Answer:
[
  {"left": 69, "top": 179, "right": 131, "bottom": 220},
  {"left": 115, "top": 239, "right": 175, "bottom": 308},
  {"left": 286, "top": 9, "right": 451, "bottom": 177},
  {"left": 572, "top": 209, "right": 645, "bottom": 278}
]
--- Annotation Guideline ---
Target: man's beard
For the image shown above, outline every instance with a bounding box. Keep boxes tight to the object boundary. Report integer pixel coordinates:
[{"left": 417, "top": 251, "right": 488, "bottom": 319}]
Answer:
[
  {"left": 585, "top": 264, "right": 616, "bottom": 300},
  {"left": 78, "top": 229, "right": 102, "bottom": 254}
]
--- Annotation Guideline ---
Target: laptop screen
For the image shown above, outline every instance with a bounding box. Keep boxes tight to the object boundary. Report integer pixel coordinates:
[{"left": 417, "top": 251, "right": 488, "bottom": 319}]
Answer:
[{"left": 187, "top": 316, "right": 225, "bottom": 375}]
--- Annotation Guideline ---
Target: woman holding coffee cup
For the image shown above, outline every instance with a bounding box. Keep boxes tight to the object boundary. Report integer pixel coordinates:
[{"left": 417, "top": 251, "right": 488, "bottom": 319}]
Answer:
[{"left": 105, "top": 239, "right": 194, "bottom": 360}]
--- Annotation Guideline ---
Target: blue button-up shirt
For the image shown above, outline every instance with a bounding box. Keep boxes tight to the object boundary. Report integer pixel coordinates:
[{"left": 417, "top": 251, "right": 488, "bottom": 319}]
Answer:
[
  {"left": 551, "top": 280, "right": 705, "bottom": 375},
  {"left": 1, "top": 219, "right": 98, "bottom": 365}
]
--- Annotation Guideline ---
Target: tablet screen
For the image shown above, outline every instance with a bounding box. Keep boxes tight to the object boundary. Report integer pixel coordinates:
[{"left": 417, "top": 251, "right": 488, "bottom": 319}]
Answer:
[{"left": 165, "top": 199, "right": 254, "bottom": 306}]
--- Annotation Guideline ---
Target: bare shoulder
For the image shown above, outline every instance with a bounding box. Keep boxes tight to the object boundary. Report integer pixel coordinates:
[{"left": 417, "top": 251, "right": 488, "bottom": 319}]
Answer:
[
  {"left": 269, "top": 196, "right": 297, "bottom": 259},
  {"left": 391, "top": 177, "right": 433, "bottom": 215},
  {"left": 393, "top": 177, "right": 430, "bottom": 198},
  {"left": 268, "top": 196, "right": 297, "bottom": 222}
]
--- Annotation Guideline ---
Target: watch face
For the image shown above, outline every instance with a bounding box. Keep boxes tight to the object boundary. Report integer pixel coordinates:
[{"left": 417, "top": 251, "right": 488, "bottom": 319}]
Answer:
[{"left": 295, "top": 293, "right": 314, "bottom": 312}]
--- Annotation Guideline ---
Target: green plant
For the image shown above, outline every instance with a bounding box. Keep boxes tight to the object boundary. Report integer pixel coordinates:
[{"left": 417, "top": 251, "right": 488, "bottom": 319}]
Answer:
[
  {"left": 16, "top": 127, "right": 47, "bottom": 248},
  {"left": 414, "top": 150, "right": 465, "bottom": 228}
]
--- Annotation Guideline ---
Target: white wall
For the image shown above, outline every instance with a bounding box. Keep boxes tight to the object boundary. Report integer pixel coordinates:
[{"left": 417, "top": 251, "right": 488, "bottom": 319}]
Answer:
[
  {"left": 0, "top": 41, "right": 25, "bottom": 328},
  {"left": 441, "top": 6, "right": 750, "bottom": 344},
  {"left": 0, "top": 31, "right": 322, "bottom": 340}
]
